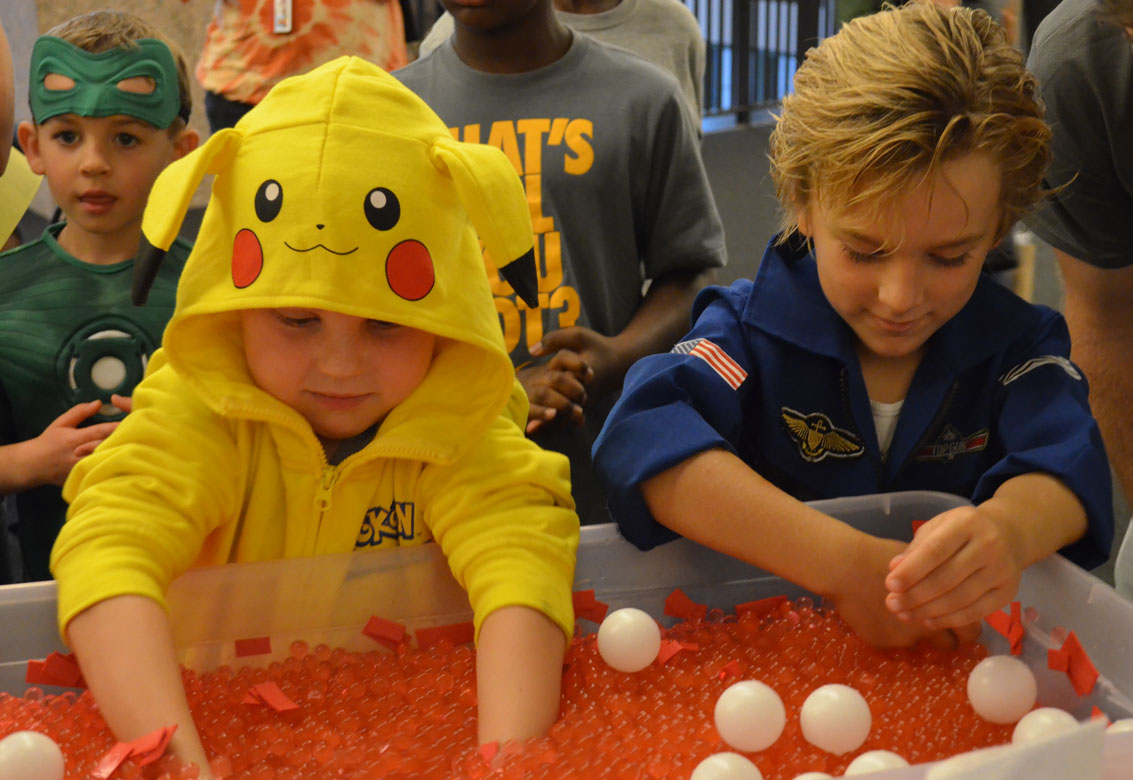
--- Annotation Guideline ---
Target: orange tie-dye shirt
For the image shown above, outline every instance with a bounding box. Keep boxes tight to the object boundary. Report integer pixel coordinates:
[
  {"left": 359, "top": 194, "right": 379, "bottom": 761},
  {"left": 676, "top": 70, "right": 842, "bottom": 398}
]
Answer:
[{"left": 196, "top": 0, "right": 409, "bottom": 104}]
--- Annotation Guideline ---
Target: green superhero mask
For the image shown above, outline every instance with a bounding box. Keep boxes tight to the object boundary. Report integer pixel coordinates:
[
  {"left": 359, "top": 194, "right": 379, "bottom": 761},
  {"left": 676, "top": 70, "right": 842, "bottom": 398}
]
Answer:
[{"left": 29, "top": 36, "right": 186, "bottom": 128}]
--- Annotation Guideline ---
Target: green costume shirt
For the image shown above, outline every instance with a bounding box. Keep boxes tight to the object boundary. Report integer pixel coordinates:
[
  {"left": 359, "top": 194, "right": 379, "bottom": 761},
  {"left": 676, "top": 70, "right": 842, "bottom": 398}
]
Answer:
[{"left": 0, "top": 223, "right": 188, "bottom": 580}]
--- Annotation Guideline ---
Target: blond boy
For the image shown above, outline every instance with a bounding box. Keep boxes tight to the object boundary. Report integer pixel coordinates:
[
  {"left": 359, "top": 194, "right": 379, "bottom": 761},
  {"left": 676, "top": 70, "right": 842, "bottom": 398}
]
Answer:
[{"left": 594, "top": 1, "right": 1112, "bottom": 648}]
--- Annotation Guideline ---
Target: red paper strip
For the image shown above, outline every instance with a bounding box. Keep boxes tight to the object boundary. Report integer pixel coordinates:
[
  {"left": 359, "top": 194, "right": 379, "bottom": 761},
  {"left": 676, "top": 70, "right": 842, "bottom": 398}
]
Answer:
[
  {"left": 718, "top": 659, "right": 742, "bottom": 680},
  {"left": 572, "top": 589, "right": 597, "bottom": 607},
  {"left": 1007, "top": 601, "right": 1024, "bottom": 655},
  {"left": 128, "top": 725, "right": 178, "bottom": 765},
  {"left": 92, "top": 742, "right": 132, "bottom": 780},
  {"left": 249, "top": 682, "right": 299, "bottom": 712},
  {"left": 24, "top": 659, "right": 50, "bottom": 686},
  {"left": 1047, "top": 631, "right": 1098, "bottom": 696},
  {"left": 656, "top": 639, "right": 685, "bottom": 665},
  {"left": 735, "top": 595, "right": 788, "bottom": 619},
  {"left": 25, "top": 652, "right": 85, "bottom": 688},
  {"left": 234, "top": 636, "right": 272, "bottom": 657},
  {"left": 1091, "top": 706, "right": 1110, "bottom": 725},
  {"left": 664, "top": 588, "right": 707, "bottom": 621},
  {"left": 986, "top": 609, "right": 1010, "bottom": 637},
  {"left": 575, "top": 602, "right": 610, "bottom": 623},
  {"left": 242, "top": 692, "right": 261, "bottom": 705},
  {"left": 363, "top": 615, "right": 407, "bottom": 650},
  {"left": 43, "top": 651, "right": 84, "bottom": 687},
  {"left": 93, "top": 725, "right": 178, "bottom": 778},
  {"left": 572, "top": 590, "right": 610, "bottom": 623},
  {"left": 415, "top": 621, "right": 475, "bottom": 649},
  {"left": 479, "top": 741, "right": 499, "bottom": 763}
]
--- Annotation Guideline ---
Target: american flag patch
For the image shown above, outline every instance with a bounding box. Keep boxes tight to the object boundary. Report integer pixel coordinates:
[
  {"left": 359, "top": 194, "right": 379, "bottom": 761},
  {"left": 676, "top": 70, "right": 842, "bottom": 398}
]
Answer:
[{"left": 673, "top": 338, "right": 747, "bottom": 389}]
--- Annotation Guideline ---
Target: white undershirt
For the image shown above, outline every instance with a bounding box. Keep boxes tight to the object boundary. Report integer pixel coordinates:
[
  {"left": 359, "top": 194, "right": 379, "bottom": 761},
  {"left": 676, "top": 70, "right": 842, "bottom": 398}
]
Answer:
[{"left": 870, "top": 399, "right": 904, "bottom": 456}]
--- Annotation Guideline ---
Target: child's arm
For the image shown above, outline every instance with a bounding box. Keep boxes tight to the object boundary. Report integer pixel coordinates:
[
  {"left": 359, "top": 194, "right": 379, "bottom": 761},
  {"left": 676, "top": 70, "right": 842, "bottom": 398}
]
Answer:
[
  {"left": 884, "top": 473, "right": 1087, "bottom": 630},
  {"left": 0, "top": 400, "right": 118, "bottom": 491},
  {"left": 475, "top": 605, "right": 565, "bottom": 745},
  {"left": 641, "top": 447, "right": 973, "bottom": 648},
  {"left": 66, "top": 595, "right": 214, "bottom": 777}
]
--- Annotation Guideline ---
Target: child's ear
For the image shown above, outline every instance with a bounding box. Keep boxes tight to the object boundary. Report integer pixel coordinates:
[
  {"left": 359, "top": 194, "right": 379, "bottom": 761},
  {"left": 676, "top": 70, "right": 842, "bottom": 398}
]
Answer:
[
  {"left": 170, "top": 127, "right": 200, "bottom": 162},
  {"left": 17, "top": 121, "right": 44, "bottom": 175}
]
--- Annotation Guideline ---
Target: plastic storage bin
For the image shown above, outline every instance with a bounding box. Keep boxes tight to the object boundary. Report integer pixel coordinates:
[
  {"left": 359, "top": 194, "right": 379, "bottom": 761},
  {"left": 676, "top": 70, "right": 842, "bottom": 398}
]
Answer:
[{"left": 2, "top": 491, "right": 1132, "bottom": 777}]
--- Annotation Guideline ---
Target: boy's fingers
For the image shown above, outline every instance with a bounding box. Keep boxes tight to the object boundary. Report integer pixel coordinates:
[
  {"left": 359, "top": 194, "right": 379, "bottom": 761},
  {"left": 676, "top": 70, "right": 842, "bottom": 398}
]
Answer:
[
  {"left": 75, "top": 422, "right": 120, "bottom": 442},
  {"left": 890, "top": 566, "right": 988, "bottom": 621},
  {"left": 50, "top": 399, "right": 103, "bottom": 428},
  {"left": 885, "top": 527, "right": 966, "bottom": 593},
  {"left": 548, "top": 371, "right": 587, "bottom": 404},
  {"left": 547, "top": 349, "right": 590, "bottom": 377},
  {"left": 922, "top": 586, "right": 1010, "bottom": 631},
  {"left": 110, "top": 394, "right": 133, "bottom": 413}
]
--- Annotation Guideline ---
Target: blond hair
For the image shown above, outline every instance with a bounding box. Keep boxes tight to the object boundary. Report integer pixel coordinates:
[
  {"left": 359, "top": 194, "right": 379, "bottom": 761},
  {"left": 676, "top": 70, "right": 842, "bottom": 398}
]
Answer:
[
  {"left": 769, "top": 1, "right": 1050, "bottom": 244},
  {"left": 45, "top": 10, "right": 192, "bottom": 128}
]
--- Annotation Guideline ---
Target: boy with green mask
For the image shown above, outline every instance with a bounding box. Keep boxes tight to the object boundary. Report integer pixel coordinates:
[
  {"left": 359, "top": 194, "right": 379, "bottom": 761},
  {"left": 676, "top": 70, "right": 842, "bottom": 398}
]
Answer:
[{"left": 0, "top": 11, "right": 199, "bottom": 582}]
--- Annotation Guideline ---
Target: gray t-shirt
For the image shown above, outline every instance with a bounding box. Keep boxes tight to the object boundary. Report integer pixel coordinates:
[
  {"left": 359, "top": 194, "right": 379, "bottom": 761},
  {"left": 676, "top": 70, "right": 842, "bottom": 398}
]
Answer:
[
  {"left": 395, "top": 34, "right": 726, "bottom": 523},
  {"left": 1025, "top": 0, "right": 1133, "bottom": 269},
  {"left": 419, "top": 0, "right": 706, "bottom": 130}
]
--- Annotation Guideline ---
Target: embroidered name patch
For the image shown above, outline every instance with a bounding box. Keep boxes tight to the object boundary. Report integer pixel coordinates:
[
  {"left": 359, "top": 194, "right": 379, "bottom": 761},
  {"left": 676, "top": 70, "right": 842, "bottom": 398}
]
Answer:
[
  {"left": 780, "top": 407, "right": 864, "bottom": 463},
  {"left": 1000, "top": 355, "right": 1081, "bottom": 386},
  {"left": 672, "top": 338, "right": 747, "bottom": 389},
  {"left": 916, "top": 424, "right": 989, "bottom": 462}
]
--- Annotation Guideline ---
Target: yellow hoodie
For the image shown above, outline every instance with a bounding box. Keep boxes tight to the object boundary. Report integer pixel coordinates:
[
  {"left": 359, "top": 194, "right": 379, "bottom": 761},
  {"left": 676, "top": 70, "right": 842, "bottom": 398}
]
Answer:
[{"left": 52, "top": 57, "right": 579, "bottom": 642}]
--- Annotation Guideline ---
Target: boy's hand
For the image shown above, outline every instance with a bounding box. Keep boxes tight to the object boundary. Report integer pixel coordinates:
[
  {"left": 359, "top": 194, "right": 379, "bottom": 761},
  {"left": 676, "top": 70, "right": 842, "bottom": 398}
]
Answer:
[
  {"left": 517, "top": 351, "right": 591, "bottom": 434},
  {"left": 884, "top": 504, "right": 1023, "bottom": 630},
  {"left": 829, "top": 535, "right": 977, "bottom": 649},
  {"left": 522, "top": 327, "right": 626, "bottom": 434},
  {"left": 25, "top": 400, "right": 119, "bottom": 486},
  {"left": 110, "top": 394, "right": 133, "bottom": 414}
]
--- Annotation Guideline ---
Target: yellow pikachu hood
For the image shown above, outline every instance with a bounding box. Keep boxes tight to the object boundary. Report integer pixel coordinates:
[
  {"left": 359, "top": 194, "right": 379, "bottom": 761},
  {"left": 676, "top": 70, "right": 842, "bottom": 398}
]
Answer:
[{"left": 139, "top": 57, "right": 538, "bottom": 451}]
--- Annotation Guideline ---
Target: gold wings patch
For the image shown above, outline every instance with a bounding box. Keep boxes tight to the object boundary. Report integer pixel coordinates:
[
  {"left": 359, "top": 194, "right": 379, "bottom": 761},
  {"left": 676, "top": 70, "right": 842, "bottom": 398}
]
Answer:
[{"left": 780, "top": 407, "right": 865, "bottom": 463}]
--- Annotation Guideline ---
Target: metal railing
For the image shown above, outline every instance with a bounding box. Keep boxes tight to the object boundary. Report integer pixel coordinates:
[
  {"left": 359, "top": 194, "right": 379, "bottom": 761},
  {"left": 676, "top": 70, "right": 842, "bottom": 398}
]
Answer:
[
  {"left": 407, "top": 0, "right": 838, "bottom": 122},
  {"left": 689, "top": 0, "right": 837, "bottom": 118}
]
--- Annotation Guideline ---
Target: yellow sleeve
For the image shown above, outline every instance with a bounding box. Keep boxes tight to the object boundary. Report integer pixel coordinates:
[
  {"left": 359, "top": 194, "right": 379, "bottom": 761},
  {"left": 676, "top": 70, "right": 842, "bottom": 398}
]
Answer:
[
  {"left": 51, "top": 353, "right": 243, "bottom": 638},
  {"left": 420, "top": 413, "right": 580, "bottom": 645}
]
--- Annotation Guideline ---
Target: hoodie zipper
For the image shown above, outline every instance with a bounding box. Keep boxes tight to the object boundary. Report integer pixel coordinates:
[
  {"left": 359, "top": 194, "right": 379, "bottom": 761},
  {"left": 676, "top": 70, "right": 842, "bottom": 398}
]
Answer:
[{"left": 313, "top": 463, "right": 341, "bottom": 545}]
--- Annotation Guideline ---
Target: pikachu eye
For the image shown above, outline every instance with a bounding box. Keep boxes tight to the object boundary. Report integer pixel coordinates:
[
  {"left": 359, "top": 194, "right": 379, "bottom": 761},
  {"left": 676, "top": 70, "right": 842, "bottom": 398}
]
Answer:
[
  {"left": 364, "top": 187, "right": 400, "bottom": 231},
  {"left": 255, "top": 179, "right": 283, "bottom": 222}
]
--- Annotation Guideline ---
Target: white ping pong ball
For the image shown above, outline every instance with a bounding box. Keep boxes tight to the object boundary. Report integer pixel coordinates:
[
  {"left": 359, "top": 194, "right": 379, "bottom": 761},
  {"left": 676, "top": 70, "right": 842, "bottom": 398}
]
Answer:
[
  {"left": 714, "top": 680, "right": 786, "bottom": 752},
  {"left": 966, "top": 655, "right": 1037, "bottom": 724},
  {"left": 0, "top": 731, "right": 65, "bottom": 780},
  {"left": 844, "top": 750, "right": 909, "bottom": 774},
  {"left": 596, "top": 607, "right": 662, "bottom": 672},
  {"left": 1012, "top": 707, "right": 1079, "bottom": 745},
  {"left": 1107, "top": 718, "right": 1133, "bottom": 734},
  {"left": 689, "top": 752, "right": 764, "bottom": 780},
  {"left": 790, "top": 774, "right": 834, "bottom": 780},
  {"left": 799, "top": 684, "right": 872, "bottom": 755}
]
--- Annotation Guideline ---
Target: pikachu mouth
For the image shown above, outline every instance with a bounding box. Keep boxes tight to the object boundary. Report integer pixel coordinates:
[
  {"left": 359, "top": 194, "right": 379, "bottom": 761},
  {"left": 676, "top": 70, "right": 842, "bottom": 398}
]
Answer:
[{"left": 284, "top": 242, "right": 358, "bottom": 256}]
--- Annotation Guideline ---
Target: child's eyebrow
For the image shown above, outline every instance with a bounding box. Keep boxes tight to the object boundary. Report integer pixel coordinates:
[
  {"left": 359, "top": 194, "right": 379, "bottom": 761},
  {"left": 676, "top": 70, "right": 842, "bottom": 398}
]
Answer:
[{"left": 835, "top": 227, "right": 985, "bottom": 252}]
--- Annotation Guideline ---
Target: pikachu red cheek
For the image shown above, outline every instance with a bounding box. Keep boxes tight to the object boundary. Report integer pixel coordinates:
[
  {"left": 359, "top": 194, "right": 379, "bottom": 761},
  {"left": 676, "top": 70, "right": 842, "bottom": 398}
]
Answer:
[
  {"left": 386, "top": 239, "right": 434, "bottom": 301},
  {"left": 232, "top": 229, "right": 264, "bottom": 289}
]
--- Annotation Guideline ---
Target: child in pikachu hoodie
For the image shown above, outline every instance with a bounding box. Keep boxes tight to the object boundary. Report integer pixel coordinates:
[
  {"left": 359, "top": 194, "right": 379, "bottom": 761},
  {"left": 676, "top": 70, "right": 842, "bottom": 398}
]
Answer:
[{"left": 50, "top": 57, "right": 579, "bottom": 772}]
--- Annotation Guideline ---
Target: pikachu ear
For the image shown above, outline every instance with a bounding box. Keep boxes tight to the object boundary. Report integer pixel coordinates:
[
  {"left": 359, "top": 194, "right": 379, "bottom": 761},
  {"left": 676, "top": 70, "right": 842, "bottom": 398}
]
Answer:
[
  {"left": 429, "top": 137, "right": 539, "bottom": 308},
  {"left": 134, "top": 129, "right": 243, "bottom": 305}
]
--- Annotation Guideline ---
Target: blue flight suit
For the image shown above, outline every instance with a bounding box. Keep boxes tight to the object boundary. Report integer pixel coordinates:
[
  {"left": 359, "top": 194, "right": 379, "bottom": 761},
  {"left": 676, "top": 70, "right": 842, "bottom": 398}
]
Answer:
[{"left": 593, "top": 235, "right": 1113, "bottom": 568}]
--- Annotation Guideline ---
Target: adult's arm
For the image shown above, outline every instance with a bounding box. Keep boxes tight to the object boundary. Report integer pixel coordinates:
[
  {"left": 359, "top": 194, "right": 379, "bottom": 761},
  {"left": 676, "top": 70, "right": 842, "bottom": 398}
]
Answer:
[{"left": 1056, "top": 251, "right": 1133, "bottom": 501}]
